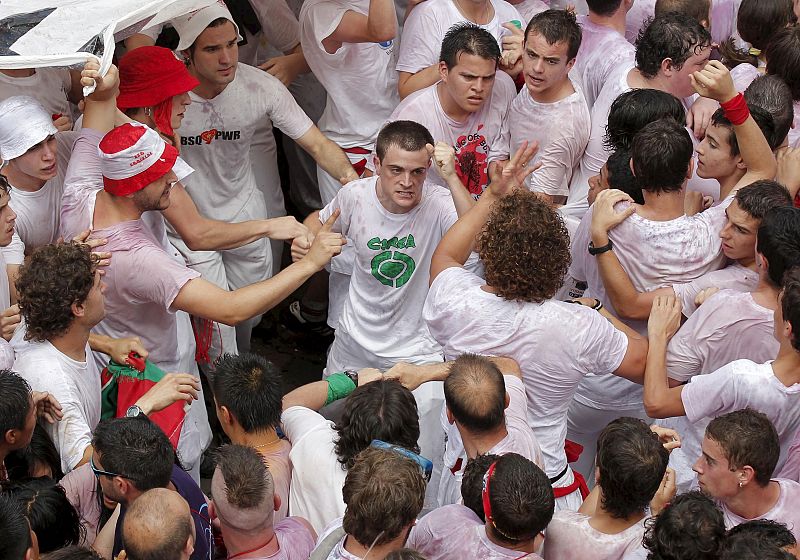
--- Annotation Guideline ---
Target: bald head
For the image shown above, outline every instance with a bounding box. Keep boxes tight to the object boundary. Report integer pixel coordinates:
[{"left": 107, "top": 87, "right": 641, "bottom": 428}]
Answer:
[
  {"left": 444, "top": 354, "right": 506, "bottom": 433},
  {"left": 122, "top": 488, "right": 194, "bottom": 560},
  {"left": 211, "top": 444, "right": 275, "bottom": 533}
]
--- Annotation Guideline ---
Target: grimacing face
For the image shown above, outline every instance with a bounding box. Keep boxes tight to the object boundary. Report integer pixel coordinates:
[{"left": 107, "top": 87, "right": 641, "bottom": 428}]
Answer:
[{"left": 374, "top": 145, "right": 430, "bottom": 214}]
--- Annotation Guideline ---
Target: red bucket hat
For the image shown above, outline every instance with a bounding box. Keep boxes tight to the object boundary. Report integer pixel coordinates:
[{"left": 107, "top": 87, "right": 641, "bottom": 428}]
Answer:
[{"left": 117, "top": 46, "right": 199, "bottom": 110}]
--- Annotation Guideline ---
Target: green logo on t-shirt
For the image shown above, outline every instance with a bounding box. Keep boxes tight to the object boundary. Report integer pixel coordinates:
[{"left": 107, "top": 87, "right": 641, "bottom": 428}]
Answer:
[{"left": 367, "top": 235, "right": 416, "bottom": 288}]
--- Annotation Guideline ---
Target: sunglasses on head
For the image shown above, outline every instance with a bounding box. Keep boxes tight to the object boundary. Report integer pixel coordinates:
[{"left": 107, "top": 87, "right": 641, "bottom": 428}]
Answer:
[{"left": 370, "top": 439, "right": 433, "bottom": 481}]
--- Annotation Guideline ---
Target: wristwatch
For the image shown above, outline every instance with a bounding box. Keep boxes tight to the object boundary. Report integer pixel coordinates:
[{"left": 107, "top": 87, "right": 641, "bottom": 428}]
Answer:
[
  {"left": 588, "top": 239, "right": 613, "bottom": 256},
  {"left": 125, "top": 404, "right": 144, "bottom": 418},
  {"left": 343, "top": 370, "right": 359, "bottom": 385}
]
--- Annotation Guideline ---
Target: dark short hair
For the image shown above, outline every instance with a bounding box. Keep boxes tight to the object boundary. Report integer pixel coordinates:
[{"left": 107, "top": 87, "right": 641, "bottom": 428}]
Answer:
[
  {"left": 1, "top": 477, "right": 83, "bottom": 553},
  {"left": 6, "top": 424, "right": 64, "bottom": 481},
  {"left": 439, "top": 22, "right": 501, "bottom": 69},
  {"left": 334, "top": 379, "right": 420, "bottom": 469},
  {"left": 631, "top": 119, "right": 693, "bottom": 193},
  {"left": 0, "top": 493, "right": 32, "bottom": 560},
  {"left": 214, "top": 444, "right": 270, "bottom": 510},
  {"left": 40, "top": 546, "right": 104, "bottom": 560},
  {"left": 781, "top": 267, "right": 800, "bottom": 352},
  {"left": 642, "top": 491, "right": 725, "bottom": 560},
  {"left": 212, "top": 353, "right": 283, "bottom": 432},
  {"left": 705, "top": 409, "right": 779, "bottom": 487},
  {"left": 0, "top": 370, "right": 31, "bottom": 436},
  {"left": 605, "top": 88, "right": 686, "bottom": 153},
  {"left": 461, "top": 453, "right": 499, "bottom": 522},
  {"left": 654, "top": 0, "right": 711, "bottom": 24},
  {"left": 596, "top": 418, "right": 668, "bottom": 518},
  {"left": 586, "top": 0, "right": 623, "bottom": 17},
  {"left": 635, "top": 12, "right": 711, "bottom": 79},
  {"left": 756, "top": 207, "right": 800, "bottom": 288},
  {"left": 383, "top": 550, "right": 428, "bottom": 560},
  {"left": 766, "top": 27, "right": 800, "bottom": 102},
  {"left": 444, "top": 354, "right": 505, "bottom": 433},
  {"left": 524, "top": 9, "right": 581, "bottom": 61},
  {"left": 709, "top": 104, "right": 776, "bottom": 156},
  {"left": 92, "top": 417, "right": 175, "bottom": 492},
  {"left": 738, "top": 0, "right": 796, "bottom": 52},
  {"left": 720, "top": 543, "right": 795, "bottom": 560},
  {"left": 375, "top": 121, "right": 435, "bottom": 161},
  {"left": 485, "top": 453, "right": 554, "bottom": 544},
  {"left": 478, "top": 189, "right": 571, "bottom": 302},
  {"left": 745, "top": 76, "right": 795, "bottom": 146},
  {"left": 735, "top": 180, "right": 792, "bottom": 222},
  {"left": 606, "top": 150, "right": 644, "bottom": 204},
  {"left": 16, "top": 243, "right": 96, "bottom": 342},
  {"left": 725, "top": 519, "right": 797, "bottom": 552},
  {"left": 342, "top": 447, "right": 426, "bottom": 547}
]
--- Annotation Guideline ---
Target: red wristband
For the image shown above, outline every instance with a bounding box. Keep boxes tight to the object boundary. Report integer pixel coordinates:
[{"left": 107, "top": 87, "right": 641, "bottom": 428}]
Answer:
[{"left": 720, "top": 92, "right": 749, "bottom": 126}]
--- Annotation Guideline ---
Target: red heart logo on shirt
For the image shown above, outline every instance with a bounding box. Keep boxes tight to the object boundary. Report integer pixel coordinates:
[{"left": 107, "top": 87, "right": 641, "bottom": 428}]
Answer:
[{"left": 200, "top": 129, "right": 218, "bottom": 144}]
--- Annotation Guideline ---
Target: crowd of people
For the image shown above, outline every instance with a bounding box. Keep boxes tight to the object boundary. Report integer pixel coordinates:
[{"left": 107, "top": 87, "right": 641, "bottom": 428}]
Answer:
[{"left": 0, "top": 0, "right": 799, "bottom": 558}]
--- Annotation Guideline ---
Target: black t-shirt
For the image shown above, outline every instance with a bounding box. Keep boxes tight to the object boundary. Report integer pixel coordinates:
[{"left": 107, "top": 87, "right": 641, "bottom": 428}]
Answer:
[{"left": 113, "top": 465, "right": 213, "bottom": 560}]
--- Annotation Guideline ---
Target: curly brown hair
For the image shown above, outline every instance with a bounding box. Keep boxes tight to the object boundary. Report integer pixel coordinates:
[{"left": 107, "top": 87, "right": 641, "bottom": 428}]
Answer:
[
  {"left": 16, "top": 242, "right": 96, "bottom": 342},
  {"left": 477, "top": 190, "right": 571, "bottom": 302}
]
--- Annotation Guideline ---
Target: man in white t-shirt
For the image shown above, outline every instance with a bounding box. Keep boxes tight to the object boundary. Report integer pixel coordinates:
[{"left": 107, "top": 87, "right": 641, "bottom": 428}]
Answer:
[
  {"left": 377, "top": 24, "right": 514, "bottom": 198},
  {"left": 0, "top": 96, "right": 74, "bottom": 297},
  {"left": 544, "top": 418, "right": 671, "bottom": 560},
  {"left": 281, "top": 371, "right": 419, "bottom": 533},
  {"left": 424, "top": 144, "right": 648, "bottom": 510},
  {"left": 12, "top": 243, "right": 199, "bottom": 474},
  {"left": 395, "top": 0, "right": 521, "bottom": 98},
  {"left": 300, "top": 0, "right": 400, "bottom": 204},
  {"left": 170, "top": 1, "right": 356, "bottom": 355},
  {"left": 585, "top": 181, "right": 792, "bottom": 322},
  {"left": 210, "top": 444, "right": 316, "bottom": 560},
  {"left": 510, "top": 9, "right": 590, "bottom": 207},
  {"left": 643, "top": 266, "right": 800, "bottom": 492},
  {"left": 565, "top": 12, "right": 712, "bottom": 225},
  {"left": 408, "top": 453, "right": 554, "bottom": 559},
  {"left": 659, "top": 204, "right": 800, "bottom": 493},
  {"left": 693, "top": 410, "right": 800, "bottom": 541},
  {"left": 298, "top": 121, "right": 474, "bottom": 372},
  {"left": 571, "top": 0, "right": 634, "bottom": 110},
  {"left": 312, "top": 447, "right": 426, "bottom": 560},
  {"left": 0, "top": 66, "right": 80, "bottom": 130}
]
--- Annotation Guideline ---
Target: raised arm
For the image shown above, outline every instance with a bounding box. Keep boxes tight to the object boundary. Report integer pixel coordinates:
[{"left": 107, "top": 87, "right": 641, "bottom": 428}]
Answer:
[
  {"left": 430, "top": 142, "right": 538, "bottom": 283},
  {"left": 81, "top": 61, "right": 119, "bottom": 133},
  {"left": 691, "top": 61, "right": 777, "bottom": 196},
  {"left": 430, "top": 141, "right": 476, "bottom": 216},
  {"left": 295, "top": 126, "right": 358, "bottom": 186},
  {"left": 383, "top": 356, "right": 521, "bottom": 390},
  {"left": 643, "top": 296, "right": 687, "bottom": 419},
  {"left": 172, "top": 211, "right": 344, "bottom": 325},
  {"left": 398, "top": 67, "right": 441, "bottom": 99}
]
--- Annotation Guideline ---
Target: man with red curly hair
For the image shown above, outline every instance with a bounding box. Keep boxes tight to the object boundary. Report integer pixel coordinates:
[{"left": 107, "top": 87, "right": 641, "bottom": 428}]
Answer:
[{"left": 424, "top": 143, "right": 648, "bottom": 510}]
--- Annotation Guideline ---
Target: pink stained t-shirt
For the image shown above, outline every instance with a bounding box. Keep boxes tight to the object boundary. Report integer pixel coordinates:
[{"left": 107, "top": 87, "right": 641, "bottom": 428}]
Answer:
[
  {"left": 408, "top": 504, "right": 545, "bottom": 560},
  {"left": 509, "top": 80, "right": 591, "bottom": 198},
  {"left": 671, "top": 263, "right": 759, "bottom": 318},
  {"left": 719, "top": 479, "right": 800, "bottom": 541},
  {"left": 374, "top": 75, "right": 515, "bottom": 197},
  {"left": 258, "top": 440, "right": 292, "bottom": 523},
  {"left": 438, "top": 375, "right": 544, "bottom": 506},
  {"left": 572, "top": 15, "right": 634, "bottom": 110},
  {"left": 244, "top": 517, "right": 317, "bottom": 560},
  {"left": 423, "top": 266, "right": 628, "bottom": 480},
  {"left": 543, "top": 510, "right": 646, "bottom": 560},
  {"left": 778, "top": 430, "right": 800, "bottom": 482}
]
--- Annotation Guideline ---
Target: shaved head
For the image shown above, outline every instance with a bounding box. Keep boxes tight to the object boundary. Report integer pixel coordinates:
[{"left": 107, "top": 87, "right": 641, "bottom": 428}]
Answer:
[
  {"left": 122, "top": 488, "right": 194, "bottom": 560},
  {"left": 211, "top": 444, "right": 274, "bottom": 533}
]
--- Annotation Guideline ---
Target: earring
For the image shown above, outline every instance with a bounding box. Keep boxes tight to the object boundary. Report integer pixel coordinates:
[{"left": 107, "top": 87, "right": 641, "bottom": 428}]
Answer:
[{"left": 738, "top": 481, "right": 744, "bottom": 488}]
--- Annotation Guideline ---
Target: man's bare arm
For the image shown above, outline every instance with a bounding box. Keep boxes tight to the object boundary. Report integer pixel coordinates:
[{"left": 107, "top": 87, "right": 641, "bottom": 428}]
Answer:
[
  {"left": 296, "top": 126, "right": 358, "bottom": 186},
  {"left": 398, "top": 67, "right": 440, "bottom": 99}
]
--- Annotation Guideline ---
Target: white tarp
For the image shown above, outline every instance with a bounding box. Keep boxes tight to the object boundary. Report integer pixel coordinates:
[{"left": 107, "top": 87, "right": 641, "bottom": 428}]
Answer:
[{"left": 0, "top": 0, "right": 215, "bottom": 93}]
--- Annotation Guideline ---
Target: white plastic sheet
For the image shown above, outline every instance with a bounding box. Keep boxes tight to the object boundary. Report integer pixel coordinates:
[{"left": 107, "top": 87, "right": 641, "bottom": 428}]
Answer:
[{"left": 0, "top": 0, "right": 215, "bottom": 94}]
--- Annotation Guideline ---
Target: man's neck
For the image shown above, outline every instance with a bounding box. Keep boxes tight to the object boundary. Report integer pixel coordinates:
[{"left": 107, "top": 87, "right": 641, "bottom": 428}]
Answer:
[
  {"left": 627, "top": 68, "right": 676, "bottom": 98},
  {"left": 2, "top": 165, "right": 46, "bottom": 192},
  {"left": 0, "top": 69, "right": 35, "bottom": 78},
  {"left": 232, "top": 428, "right": 281, "bottom": 449},
  {"left": 93, "top": 191, "right": 143, "bottom": 230},
  {"left": 452, "top": 0, "right": 494, "bottom": 25},
  {"left": 344, "top": 532, "right": 407, "bottom": 559},
  {"left": 725, "top": 481, "right": 781, "bottom": 521},
  {"left": 49, "top": 324, "right": 91, "bottom": 362},
  {"left": 190, "top": 75, "right": 227, "bottom": 100},
  {"left": 437, "top": 82, "right": 473, "bottom": 123},
  {"left": 749, "top": 278, "right": 779, "bottom": 311},
  {"left": 221, "top": 525, "right": 278, "bottom": 559},
  {"left": 637, "top": 190, "right": 686, "bottom": 221},
  {"left": 771, "top": 345, "right": 800, "bottom": 387},
  {"left": 528, "top": 77, "right": 575, "bottom": 104},
  {"left": 587, "top": 8, "right": 627, "bottom": 35},
  {"left": 460, "top": 424, "right": 508, "bottom": 459},
  {"left": 589, "top": 498, "right": 645, "bottom": 535},
  {"left": 717, "top": 171, "right": 745, "bottom": 201},
  {"left": 484, "top": 525, "right": 539, "bottom": 554}
]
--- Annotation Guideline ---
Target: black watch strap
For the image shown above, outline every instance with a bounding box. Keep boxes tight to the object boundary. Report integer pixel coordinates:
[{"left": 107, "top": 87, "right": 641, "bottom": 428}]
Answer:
[
  {"left": 344, "top": 370, "right": 359, "bottom": 385},
  {"left": 588, "top": 239, "right": 613, "bottom": 256}
]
